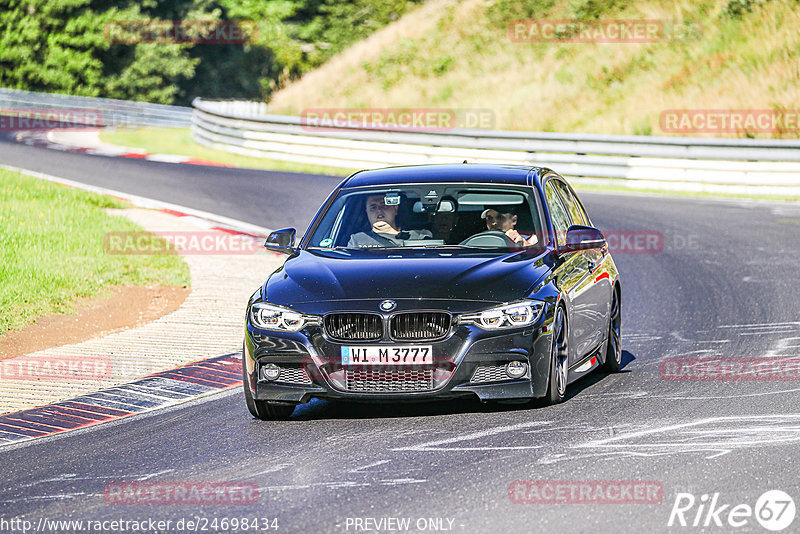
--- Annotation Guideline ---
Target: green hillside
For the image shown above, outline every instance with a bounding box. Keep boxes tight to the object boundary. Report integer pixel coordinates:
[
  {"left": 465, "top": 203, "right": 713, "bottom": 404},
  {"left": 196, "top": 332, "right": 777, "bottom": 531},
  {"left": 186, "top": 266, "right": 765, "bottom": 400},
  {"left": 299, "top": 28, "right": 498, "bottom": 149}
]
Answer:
[{"left": 268, "top": 0, "right": 800, "bottom": 138}]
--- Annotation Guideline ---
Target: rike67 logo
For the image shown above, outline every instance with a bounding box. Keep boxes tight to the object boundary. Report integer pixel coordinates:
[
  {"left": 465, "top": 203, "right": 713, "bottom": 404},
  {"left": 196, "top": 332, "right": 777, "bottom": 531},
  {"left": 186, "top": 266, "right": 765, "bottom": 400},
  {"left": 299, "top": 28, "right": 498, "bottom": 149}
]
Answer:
[{"left": 668, "top": 490, "right": 796, "bottom": 531}]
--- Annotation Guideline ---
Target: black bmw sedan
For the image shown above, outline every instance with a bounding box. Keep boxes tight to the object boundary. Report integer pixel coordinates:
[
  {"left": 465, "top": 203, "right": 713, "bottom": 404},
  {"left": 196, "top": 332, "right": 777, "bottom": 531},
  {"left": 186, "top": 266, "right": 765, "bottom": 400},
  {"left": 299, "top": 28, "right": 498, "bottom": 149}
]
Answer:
[{"left": 243, "top": 164, "right": 621, "bottom": 419}]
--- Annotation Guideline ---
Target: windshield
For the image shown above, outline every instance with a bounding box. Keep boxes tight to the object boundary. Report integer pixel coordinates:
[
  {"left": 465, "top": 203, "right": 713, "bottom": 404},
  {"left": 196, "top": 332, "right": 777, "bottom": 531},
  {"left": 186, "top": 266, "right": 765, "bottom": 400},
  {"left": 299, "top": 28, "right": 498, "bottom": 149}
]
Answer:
[{"left": 306, "top": 185, "right": 543, "bottom": 251}]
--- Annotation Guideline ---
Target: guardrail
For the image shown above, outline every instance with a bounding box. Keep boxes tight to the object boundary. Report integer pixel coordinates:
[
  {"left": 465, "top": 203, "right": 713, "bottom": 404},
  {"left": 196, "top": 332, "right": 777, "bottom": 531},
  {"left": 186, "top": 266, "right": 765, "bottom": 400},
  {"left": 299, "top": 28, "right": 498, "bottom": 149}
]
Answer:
[
  {"left": 0, "top": 87, "right": 191, "bottom": 128},
  {"left": 192, "top": 98, "right": 800, "bottom": 195}
]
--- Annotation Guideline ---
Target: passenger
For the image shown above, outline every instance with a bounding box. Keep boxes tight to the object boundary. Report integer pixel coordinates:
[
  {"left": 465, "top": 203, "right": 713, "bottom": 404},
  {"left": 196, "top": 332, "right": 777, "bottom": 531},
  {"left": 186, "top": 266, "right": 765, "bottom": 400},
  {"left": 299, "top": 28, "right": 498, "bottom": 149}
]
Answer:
[
  {"left": 348, "top": 194, "right": 433, "bottom": 248},
  {"left": 481, "top": 206, "right": 538, "bottom": 246}
]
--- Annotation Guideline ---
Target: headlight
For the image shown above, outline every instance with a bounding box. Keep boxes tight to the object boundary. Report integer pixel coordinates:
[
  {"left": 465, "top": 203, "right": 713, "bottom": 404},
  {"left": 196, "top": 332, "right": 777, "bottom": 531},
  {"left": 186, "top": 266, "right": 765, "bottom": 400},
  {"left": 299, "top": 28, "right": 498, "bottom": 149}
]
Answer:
[
  {"left": 249, "top": 303, "right": 320, "bottom": 332},
  {"left": 459, "top": 300, "right": 544, "bottom": 330}
]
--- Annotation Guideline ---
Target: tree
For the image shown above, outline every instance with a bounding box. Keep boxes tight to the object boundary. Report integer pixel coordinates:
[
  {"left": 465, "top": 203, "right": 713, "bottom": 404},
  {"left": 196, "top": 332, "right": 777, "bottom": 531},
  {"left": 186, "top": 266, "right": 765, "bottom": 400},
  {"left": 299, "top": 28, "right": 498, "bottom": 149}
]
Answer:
[
  {"left": 0, "top": 0, "right": 199, "bottom": 103},
  {"left": 0, "top": 0, "right": 424, "bottom": 104}
]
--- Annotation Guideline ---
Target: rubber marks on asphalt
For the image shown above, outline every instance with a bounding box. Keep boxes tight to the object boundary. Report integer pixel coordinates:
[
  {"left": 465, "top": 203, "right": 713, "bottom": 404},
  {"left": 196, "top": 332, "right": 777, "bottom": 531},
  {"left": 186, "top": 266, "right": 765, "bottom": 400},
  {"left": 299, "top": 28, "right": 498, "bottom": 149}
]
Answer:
[{"left": 0, "top": 353, "right": 242, "bottom": 446}]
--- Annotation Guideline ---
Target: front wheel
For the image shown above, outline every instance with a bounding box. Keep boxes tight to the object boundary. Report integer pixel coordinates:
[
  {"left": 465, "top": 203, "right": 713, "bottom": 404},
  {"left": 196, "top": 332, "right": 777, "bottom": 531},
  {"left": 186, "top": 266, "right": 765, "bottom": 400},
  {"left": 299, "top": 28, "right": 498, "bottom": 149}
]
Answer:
[
  {"left": 603, "top": 287, "right": 621, "bottom": 372},
  {"left": 544, "top": 306, "right": 569, "bottom": 405},
  {"left": 242, "top": 352, "right": 295, "bottom": 420}
]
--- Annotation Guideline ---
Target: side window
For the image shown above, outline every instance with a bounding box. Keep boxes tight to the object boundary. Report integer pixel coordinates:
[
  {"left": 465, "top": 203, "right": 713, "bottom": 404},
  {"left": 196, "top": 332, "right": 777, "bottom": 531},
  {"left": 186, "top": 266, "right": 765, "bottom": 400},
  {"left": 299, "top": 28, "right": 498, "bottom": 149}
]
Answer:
[
  {"left": 552, "top": 180, "right": 588, "bottom": 227},
  {"left": 573, "top": 194, "right": 591, "bottom": 227},
  {"left": 545, "top": 182, "right": 570, "bottom": 247}
]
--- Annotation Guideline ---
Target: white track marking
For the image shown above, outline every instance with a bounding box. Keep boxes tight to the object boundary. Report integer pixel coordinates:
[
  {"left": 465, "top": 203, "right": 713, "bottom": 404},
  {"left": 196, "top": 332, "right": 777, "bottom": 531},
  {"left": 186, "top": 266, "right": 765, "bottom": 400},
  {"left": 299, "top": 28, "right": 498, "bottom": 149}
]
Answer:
[
  {"left": 573, "top": 415, "right": 800, "bottom": 459},
  {"left": 242, "top": 464, "right": 293, "bottom": 479},
  {"left": 135, "top": 469, "right": 174, "bottom": 481},
  {"left": 392, "top": 421, "right": 550, "bottom": 452},
  {"left": 575, "top": 415, "right": 800, "bottom": 446},
  {"left": 718, "top": 322, "right": 800, "bottom": 328},
  {"left": 658, "top": 387, "right": 800, "bottom": 400},
  {"left": 378, "top": 478, "right": 427, "bottom": 486},
  {"left": 670, "top": 331, "right": 694, "bottom": 342},
  {"left": 349, "top": 460, "right": 391, "bottom": 472}
]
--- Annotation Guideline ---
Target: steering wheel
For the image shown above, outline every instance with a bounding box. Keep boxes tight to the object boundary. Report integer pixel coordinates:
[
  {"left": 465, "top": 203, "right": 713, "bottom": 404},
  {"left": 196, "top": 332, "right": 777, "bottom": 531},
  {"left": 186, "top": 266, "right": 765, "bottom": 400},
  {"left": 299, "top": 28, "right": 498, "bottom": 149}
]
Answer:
[{"left": 459, "top": 230, "right": 518, "bottom": 248}]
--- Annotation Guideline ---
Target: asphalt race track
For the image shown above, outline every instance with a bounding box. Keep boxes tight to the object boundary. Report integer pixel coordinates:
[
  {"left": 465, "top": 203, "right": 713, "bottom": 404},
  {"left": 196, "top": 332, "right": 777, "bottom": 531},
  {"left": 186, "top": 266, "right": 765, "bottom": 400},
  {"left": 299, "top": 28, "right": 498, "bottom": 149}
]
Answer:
[{"left": 2, "top": 135, "right": 800, "bottom": 533}]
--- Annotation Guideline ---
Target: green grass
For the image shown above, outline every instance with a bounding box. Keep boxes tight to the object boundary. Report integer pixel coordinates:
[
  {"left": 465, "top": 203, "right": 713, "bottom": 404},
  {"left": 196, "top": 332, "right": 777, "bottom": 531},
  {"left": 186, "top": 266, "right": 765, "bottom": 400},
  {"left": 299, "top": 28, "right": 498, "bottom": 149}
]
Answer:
[
  {"left": 269, "top": 0, "right": 800, "bottom": 139},
  {"left": 0, "top": 169, "right": 190, "bottom": 335},
  {"left": 99, "top": 127, "right": 351, "bottom": 176}
]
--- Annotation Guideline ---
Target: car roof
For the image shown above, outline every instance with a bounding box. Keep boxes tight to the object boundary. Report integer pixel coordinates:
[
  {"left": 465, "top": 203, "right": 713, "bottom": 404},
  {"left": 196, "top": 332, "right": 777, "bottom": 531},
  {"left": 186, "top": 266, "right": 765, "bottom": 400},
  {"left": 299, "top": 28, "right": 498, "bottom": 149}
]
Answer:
[{"left": 341, "top": 164, "right": 548, "bottom": 189}]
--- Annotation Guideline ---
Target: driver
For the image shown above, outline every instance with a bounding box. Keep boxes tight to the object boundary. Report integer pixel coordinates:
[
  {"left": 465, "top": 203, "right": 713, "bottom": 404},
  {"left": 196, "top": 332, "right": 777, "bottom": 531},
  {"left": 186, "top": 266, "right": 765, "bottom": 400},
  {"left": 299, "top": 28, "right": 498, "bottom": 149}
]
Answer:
[
  {"left": 348, "top": 193, "right": 433, "bottom": 248},
  {"left": 481, "top": 206, "right": 538, "bottom": 246}
]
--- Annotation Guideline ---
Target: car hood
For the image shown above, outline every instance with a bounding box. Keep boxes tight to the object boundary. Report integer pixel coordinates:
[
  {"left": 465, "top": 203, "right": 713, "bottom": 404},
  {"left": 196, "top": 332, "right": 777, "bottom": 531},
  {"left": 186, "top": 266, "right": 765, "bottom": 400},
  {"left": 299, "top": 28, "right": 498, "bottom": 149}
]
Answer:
[{"left": 264, "top": 248, "right": 551, "bottom": 312}]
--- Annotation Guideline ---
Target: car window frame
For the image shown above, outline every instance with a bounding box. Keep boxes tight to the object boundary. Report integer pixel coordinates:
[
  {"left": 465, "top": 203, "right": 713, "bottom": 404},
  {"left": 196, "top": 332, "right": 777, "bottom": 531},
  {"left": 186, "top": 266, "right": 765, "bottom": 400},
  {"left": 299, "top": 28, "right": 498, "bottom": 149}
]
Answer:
[
  {"left": 544, "top": 178, "right": 572, "bottom": 248},
  {"left": 304, "top": 187, "right": 425, "bottom": 248},
  {"left": 565, "top": 181, "right": 593, "bottom": 228},
  {"left": 551, "top": 179, "right": 588, "bottom": 227},
  {"left": 300, "top": 182, "right": 545, "bottom": 251}
]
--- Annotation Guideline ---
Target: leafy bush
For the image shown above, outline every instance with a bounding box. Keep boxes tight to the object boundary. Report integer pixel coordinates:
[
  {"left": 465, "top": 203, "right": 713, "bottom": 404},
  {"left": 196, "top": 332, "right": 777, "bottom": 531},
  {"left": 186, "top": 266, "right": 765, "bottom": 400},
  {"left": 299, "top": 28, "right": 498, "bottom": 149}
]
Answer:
[
  {"left": 0, "top": 0, "right": 423, "bottom": 104},
  {"left": 0, "top": 0, "right": 198, "bottom": 103},
  {"left": 724, "top": 0, "right": 757, "bottom": 17}
]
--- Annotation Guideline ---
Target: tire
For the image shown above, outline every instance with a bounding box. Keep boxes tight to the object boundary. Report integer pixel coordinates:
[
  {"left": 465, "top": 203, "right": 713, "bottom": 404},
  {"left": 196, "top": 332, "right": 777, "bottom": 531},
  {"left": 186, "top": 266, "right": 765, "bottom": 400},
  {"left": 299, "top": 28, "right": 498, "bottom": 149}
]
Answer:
[
  {"left": 544, "top": 306, "right": 569, "bottom": 405},
  {"left": 242, "top": 352, "right": 296, "bottom": 420},
  {"left": 603, "top": 287, "right": 622, "bottom": 373}
]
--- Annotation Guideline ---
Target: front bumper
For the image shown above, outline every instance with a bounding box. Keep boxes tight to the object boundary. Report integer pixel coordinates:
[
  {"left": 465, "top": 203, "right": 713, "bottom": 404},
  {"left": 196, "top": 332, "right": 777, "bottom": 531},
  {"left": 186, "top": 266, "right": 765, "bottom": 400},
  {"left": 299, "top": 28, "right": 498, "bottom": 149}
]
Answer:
[{"left": 243, "top": 317, "right": 554, "bottom": 404}]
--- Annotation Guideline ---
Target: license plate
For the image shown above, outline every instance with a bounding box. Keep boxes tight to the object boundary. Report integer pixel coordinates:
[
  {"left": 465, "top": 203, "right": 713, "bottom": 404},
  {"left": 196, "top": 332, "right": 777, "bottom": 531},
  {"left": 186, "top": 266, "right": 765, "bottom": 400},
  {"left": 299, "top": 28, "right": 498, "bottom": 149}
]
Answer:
[{"left": 341, "top": 345, "right": 433, "bottom": 365}]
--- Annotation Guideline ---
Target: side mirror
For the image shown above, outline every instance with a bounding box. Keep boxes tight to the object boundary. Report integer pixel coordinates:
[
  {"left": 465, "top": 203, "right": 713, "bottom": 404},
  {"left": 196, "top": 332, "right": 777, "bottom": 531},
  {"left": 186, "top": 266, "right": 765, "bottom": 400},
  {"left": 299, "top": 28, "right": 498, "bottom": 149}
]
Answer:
[
  {"left": 264, "top": 228, "right": 296, "bottom": 254},
  {"left": 559, "top": 225, "right": 605, "bottom": 254}
]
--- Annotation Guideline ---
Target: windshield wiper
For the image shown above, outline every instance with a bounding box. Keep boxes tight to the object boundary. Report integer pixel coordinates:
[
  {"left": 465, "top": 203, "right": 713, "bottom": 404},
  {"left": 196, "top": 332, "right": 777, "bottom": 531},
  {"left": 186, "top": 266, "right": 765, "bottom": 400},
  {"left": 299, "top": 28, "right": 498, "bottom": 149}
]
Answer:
[
  {"left": 309, "top": 246, "right": 383, "bottom": 250},
  {"left": 415, "top": 244, "right": 495, "bottom": 250}
]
